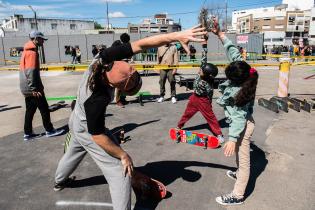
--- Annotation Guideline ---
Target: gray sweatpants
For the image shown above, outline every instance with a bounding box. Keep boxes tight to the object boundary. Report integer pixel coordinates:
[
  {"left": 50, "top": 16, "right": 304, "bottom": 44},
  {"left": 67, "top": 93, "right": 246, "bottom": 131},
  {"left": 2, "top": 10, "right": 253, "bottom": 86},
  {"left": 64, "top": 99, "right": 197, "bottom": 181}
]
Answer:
[{"left": 55, "top": 113, "right": 131, "bottom": 210}]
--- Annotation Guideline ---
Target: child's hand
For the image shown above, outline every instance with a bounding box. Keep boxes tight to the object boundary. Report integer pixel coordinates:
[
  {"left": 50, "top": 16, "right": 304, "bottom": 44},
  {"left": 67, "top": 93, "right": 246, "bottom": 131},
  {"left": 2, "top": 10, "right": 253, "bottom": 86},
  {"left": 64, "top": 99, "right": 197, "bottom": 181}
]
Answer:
[
  {"left": 211, "top": 17, "right": 220, "bottom": 35},
  {"left": 223, "top": 141, "right": 236, "bottom": 157}
]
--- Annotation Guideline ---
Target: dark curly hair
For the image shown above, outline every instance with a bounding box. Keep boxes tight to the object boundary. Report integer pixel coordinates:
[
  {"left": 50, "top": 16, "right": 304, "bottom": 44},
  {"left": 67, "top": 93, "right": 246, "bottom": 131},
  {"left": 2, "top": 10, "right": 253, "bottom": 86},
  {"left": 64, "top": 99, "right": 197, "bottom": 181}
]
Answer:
[
  {"left": 120, "top": 33, "right": 130, "bottom": 44},
  {"left": 225, "top": 61, "right": 259, "bottom": 107}
]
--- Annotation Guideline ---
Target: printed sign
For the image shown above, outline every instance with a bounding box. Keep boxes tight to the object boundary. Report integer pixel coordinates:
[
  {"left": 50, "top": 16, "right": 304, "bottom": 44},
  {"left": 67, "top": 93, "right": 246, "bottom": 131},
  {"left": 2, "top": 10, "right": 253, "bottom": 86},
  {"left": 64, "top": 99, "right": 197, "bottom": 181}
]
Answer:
[{"left": 237, "top": 35, "right": 249, "bottom": 44}]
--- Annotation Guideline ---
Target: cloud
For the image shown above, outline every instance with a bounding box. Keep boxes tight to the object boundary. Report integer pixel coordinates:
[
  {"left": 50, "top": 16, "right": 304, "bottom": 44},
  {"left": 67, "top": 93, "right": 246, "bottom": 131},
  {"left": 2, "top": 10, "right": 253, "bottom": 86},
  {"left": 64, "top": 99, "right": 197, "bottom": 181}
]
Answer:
[{"left": 108, "top": 11, "right": 126, "bottom": 18}]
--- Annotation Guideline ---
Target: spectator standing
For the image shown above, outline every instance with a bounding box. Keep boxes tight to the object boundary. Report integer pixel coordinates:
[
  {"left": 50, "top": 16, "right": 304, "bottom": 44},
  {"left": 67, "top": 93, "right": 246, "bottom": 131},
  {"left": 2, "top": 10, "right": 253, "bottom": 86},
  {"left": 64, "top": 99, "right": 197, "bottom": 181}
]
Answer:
[
  {"left": 157, "top": 43, "right": 179, "bottom": 104},
  {"left": 19, "top": 31, "right": 64, "bottom": 141}
]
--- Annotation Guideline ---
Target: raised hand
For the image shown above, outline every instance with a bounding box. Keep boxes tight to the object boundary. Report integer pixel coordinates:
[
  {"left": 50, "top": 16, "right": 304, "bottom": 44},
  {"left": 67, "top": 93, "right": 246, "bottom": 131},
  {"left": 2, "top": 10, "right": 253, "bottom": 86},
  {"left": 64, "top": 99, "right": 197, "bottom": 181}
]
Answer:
[{"left": 176, "top": 25, "right": 207, "bottom": 54}]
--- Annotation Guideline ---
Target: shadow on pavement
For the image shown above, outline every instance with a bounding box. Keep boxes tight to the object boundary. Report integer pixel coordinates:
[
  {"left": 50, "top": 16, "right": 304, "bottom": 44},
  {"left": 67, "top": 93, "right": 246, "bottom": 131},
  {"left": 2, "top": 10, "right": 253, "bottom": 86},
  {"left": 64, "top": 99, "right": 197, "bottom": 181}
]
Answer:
[
  {"left": 134, "top": 160, "right": 236, "bottom": 210},
  {"left": 245, "top": 143, "right": 268, "bottom": 199},
  {"left": 110, "top": 119, "right": 160, "bottom": 135},
  {"left": 0, "top": 105, "right": 22, "bottom": 112},
  {"left": 70, "top": 175, "right": 107, "bottom": 188}
]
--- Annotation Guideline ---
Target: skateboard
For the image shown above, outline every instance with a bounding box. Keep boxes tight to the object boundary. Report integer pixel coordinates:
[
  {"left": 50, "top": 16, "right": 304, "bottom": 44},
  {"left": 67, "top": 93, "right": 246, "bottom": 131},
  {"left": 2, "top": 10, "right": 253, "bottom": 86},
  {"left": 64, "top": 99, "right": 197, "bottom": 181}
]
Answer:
[
  {"left": 49, "top": 100, "right": 67, "bottom": 112},
  {"left": 132, "top": 170, "right": 167, "bottom": 200},
  {"left": 169, "top": 128, "right": 220, "bottom": 149}
]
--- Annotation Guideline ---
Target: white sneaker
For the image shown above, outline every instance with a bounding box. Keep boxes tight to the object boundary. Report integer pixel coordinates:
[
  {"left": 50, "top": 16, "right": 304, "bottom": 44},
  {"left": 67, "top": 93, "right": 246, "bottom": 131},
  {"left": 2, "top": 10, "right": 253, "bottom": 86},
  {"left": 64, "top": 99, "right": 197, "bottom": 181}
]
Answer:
[
  {"left": 217, "top": 135, "right": 225, "bottom": 145},
  {"left": 157, "top": 97, "right": 164, "bottom": 103},
  {"left": 171, "top": 97, "right": 177, "bottom": 104}
]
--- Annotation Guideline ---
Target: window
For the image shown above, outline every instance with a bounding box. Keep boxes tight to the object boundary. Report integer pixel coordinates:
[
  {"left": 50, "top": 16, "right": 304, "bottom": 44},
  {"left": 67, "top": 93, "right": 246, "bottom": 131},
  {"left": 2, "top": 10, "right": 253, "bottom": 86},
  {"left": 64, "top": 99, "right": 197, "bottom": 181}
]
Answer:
[
  {"left": 264, "top": 38, "right": 271, "bottom": 42},
  {"left": 272, "top": 38, "right": 283, "bottom": 42},
  {"left": 275, "top": 16, "right": 285, "bottom": 20},
  {"left": 275, "top": 25, "right": 284, "bottom": 29},
  {"left": 31, "top": 23, "right": 36, "bottom": 29},
  {"left": 311, "top": 35, "right": 315, "bottom": 38},
  {"left": 263, "top": 18, "right": 271, "bottom": 21},
  {"left": 51, "top": 23, "right": 57, "bottom": 30},
  {"left": 312, "top": 17, "right": 315, "bottom": 21},
  {"left": 288, "top": 16, "right": 296, "bottom": 24},
  {"left": 70, "top": 24, "right": 77, "bottom": 30},
  {"left": 262, "top": 25, "right": 271, "bottom": 29}
]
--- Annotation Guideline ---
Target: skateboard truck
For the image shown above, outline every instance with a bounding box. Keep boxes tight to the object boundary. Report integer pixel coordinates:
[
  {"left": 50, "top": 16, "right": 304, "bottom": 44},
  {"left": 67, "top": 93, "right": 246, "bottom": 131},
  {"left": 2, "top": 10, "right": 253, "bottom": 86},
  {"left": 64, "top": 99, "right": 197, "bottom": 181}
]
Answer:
[
  {"left": 176, "top": 130, "right": 181, "bottom": 143},
  {"left": 203, "top": 136, "right": 208, "bottom": 150},
  {"left": 119, "top": 129, "right": 125, "bottom": 144}
]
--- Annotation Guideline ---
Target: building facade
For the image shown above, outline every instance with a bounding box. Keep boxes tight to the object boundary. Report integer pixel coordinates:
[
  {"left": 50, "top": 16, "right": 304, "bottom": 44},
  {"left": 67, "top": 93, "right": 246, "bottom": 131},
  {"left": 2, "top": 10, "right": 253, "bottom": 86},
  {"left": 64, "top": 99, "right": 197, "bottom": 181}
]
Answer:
[
  {"left": 127, "top": 14, "right": 181, "bottom": 34},
  {"left": 1, "top": 14, "right": 94, "bottom": 36},
  {"left": 233, "top": 1, "right": 314, "bottom": 47}
]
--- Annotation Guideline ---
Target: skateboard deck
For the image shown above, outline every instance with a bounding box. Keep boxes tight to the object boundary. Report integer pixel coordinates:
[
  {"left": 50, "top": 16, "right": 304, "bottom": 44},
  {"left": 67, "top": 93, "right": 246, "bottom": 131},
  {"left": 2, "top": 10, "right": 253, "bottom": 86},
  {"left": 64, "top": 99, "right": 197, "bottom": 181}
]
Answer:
[
  {"left": 132, "top": 170, "right": 167, "bottom": 200},
  {"left": 49, "top": 100, "right": 67, "bottom": 112},
  {"left": 169, "top": 128, "right": 219, "bottom": 149}
]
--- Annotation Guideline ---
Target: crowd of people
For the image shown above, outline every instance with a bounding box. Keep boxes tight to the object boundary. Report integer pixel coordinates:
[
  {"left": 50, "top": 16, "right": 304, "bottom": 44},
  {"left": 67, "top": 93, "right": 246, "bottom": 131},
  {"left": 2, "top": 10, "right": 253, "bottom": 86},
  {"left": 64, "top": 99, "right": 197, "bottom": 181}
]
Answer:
[
  {"left": 267, "top": 44, "right": 313, "bottom": 57},
  {"left": 19, "top": 18, "right": 259, "bottom": 209}
]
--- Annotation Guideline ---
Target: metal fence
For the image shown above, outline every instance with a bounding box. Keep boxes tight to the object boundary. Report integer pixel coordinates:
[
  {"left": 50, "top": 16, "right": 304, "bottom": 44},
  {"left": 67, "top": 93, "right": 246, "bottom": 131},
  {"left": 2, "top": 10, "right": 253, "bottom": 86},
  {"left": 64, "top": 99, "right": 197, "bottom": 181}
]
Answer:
[{"left": 0, "top": 33, "right": 264, "bottom": 65}]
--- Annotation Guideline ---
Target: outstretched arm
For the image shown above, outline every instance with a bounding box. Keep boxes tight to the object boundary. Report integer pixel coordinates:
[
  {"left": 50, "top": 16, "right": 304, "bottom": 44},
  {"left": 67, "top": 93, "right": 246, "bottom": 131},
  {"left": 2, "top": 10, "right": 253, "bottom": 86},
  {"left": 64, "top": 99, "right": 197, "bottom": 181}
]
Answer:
[
  {"left": 211, "top": 18, "right": 243, "bottom": 62},
  {"left": 131, "top": 25, "right": 207, "bottom": 54}
]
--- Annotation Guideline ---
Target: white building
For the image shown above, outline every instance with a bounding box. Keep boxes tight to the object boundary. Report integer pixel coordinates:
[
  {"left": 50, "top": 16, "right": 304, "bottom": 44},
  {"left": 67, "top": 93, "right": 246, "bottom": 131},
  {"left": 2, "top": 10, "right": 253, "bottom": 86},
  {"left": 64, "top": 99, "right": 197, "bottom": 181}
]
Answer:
[
  {"left": 1, "top": 14, "right": 95, "bottom": 36},
  {"left": 231, "top": 1, "right": 314, "bottom": 47},
  {"left": 309, "top": 7, "right": 315, "bottom": 45},
  {"left": 282, "top": 0, "right": 314, "bottom": 11}
]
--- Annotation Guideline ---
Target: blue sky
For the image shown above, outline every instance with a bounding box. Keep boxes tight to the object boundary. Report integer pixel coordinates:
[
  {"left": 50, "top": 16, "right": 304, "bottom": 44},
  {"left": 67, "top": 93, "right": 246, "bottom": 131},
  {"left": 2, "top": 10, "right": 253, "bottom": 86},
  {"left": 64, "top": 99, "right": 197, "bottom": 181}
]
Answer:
[{"left": 0, "top": 0, "right": 282, "bottom": 29}]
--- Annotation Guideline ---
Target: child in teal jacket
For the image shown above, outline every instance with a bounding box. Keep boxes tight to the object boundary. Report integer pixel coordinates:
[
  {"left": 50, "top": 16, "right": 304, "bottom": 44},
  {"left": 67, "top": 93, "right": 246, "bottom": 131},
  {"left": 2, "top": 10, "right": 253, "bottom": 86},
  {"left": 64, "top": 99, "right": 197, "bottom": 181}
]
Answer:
[{"left": 211, "top": 18, "right": 259, "bottom": 206}]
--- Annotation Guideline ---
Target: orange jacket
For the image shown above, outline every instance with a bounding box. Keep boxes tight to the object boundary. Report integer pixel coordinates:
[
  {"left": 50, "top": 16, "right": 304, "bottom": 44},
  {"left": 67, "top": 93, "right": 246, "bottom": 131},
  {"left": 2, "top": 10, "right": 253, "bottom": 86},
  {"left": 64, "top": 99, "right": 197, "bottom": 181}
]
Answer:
[{"left": 19, "top": 40, "right": 44, "bottom": 96}]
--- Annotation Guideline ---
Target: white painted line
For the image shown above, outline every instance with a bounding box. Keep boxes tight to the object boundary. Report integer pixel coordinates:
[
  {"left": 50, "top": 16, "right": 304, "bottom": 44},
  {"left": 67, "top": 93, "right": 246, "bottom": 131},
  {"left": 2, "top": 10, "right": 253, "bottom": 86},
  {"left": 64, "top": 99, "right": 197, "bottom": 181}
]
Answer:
[
  {"left": 56, "top": 200, "right": 135, "bottom": 208},
  {"left": 56, "top": 200, "right": 114, "bottom": 207}
]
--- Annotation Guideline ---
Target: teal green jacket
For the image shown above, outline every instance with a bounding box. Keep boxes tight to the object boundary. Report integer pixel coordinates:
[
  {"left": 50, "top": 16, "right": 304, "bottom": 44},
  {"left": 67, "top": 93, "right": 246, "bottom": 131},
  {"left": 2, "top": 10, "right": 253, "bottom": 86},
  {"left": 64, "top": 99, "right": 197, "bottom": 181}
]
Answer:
[{"left": 216, "top": 36, "right": 254, "bottom": 142}]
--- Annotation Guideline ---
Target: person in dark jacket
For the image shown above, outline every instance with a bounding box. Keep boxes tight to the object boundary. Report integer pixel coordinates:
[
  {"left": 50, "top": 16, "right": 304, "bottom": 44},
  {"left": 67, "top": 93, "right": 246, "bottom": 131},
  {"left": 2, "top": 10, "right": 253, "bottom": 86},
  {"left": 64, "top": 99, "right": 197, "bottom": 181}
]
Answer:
[{"left": 19, "top": 31, "right": 64, "bottom": 141}]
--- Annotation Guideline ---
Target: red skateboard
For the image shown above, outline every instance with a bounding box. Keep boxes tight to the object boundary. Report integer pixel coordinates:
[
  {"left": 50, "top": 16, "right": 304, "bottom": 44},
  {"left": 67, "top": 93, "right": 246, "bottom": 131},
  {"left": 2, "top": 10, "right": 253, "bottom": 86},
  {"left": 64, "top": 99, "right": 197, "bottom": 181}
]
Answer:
[
  {"left": 132, "top": 171, "right": 167, "bottom": 200},
  {"left": 169, "top": 128, "right": 219, "bottom": 149}
]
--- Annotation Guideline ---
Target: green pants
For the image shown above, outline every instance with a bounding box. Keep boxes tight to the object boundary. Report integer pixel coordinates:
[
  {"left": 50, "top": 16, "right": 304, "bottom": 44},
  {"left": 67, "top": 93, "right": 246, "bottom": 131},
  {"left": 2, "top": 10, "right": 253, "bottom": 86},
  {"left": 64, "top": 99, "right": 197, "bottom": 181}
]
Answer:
[{"left": 159, "top": 69, "right": 176, "bottom": 97}]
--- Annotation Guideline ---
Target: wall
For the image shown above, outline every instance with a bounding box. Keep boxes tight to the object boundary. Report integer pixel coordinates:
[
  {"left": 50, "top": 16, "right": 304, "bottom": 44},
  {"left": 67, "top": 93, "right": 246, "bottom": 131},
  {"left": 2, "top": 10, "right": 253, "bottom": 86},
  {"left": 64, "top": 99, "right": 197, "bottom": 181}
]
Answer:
[
  {"left": 0, "top": 33, "right": 264, "bottom": 65},
  {"left": 18, "top": 18, "right": 95, "bottom": 36}
]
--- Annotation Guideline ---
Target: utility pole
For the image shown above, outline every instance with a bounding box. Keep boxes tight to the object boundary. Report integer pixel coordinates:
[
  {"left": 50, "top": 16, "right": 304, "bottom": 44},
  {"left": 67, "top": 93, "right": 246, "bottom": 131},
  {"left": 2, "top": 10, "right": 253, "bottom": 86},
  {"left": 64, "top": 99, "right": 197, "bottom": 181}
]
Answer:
[
  {"left": 28, "top": 5, "right": 46, "bottom": 64},
  {"left": 225, "top": 0, "right": 228, "bottom": 32},
  {"left": 106, "top": 1, "right": 110, "bottom": 32},
  {"left": 28, "top": 5, "right": 38, "bottom": 30}
]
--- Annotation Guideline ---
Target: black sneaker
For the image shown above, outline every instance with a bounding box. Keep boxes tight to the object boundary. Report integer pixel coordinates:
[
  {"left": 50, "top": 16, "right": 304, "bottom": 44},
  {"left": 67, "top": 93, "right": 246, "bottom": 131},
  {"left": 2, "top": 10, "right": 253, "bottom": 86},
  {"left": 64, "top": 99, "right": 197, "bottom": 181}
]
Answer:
[
  {"left": 54, "top": 176, "right": 76, "bottom": 192},
  {"left": 23, "top": 133, "right": 42, "bottom": 141},
  {"left": 216, "top": 193, "right": 244, "bottom": 206},
  {"left": 226, "top": 170, "right": 237, "bottom": 180}
]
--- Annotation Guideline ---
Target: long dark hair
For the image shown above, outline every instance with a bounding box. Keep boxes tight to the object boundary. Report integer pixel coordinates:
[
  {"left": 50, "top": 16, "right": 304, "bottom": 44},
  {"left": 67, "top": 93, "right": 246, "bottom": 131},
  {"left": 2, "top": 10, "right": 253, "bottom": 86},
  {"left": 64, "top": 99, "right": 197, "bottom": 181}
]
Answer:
[
  {"left": 87, "top": 61, "right": 111, "bottom": 92},
  {"left": 225, "top": 61, "right": 259, "bottom": 107}
]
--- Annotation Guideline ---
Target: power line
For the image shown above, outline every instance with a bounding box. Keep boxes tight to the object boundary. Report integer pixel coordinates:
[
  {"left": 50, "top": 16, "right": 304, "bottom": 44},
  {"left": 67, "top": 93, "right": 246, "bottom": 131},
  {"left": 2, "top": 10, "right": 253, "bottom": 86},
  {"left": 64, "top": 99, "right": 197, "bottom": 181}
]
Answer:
[{"left": 36, "top": 0, "right": 282, "bottom": 21}]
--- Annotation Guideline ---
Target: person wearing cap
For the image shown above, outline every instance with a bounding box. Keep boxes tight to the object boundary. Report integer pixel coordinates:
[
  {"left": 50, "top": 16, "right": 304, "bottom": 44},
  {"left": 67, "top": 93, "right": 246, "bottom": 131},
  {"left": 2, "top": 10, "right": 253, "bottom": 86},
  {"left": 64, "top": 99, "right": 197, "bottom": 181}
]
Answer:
[
  {"left": 19, "top": 31, "right": 64, "bottom": 141},
  {"left": 54, "top": 25, "right": 207, "bottom": 210},
  {"left": 176, "top": 63, "right": 224, "bottom": 144}
]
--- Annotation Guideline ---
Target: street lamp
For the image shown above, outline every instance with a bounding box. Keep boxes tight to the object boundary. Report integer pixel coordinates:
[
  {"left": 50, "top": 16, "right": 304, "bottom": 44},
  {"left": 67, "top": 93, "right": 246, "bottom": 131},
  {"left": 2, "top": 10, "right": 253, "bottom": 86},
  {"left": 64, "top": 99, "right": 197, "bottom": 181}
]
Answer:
[{"left": 28, "top": 5, "right": 38, "bottom": 30}]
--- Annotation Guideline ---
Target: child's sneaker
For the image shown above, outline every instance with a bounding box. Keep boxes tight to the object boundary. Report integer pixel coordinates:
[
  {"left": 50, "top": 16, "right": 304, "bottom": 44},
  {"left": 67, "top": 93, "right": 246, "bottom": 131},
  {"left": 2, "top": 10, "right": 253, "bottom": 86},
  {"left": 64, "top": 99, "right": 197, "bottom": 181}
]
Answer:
[
  {"left": 226, "top": 170, "right": 237, "bottom": 180},
  {"left": 171, "top": 97, "right": 177, "bottom": 104},
  {"left": 157, "top": 97, "right": 164, "bottom": 103},
  {"left": 46, "top": 129, "right": 65, "bottom": 138},
  {"left": 215, "top": 193, "right": 244, "bottom": 206},
  {"left": 217, "top": 135, "right": 225, "bottom": 145},
  {"left": 54, "top": 176, "right": 76, "bottom": 192}
]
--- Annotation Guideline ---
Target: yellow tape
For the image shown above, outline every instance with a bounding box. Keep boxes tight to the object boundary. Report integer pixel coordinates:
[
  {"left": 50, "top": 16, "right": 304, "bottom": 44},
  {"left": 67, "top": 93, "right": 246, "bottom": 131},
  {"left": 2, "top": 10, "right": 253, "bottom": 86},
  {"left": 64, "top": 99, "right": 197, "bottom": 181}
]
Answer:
[{"left": 1, "top": 61, "right": 313, "bottom": 72}]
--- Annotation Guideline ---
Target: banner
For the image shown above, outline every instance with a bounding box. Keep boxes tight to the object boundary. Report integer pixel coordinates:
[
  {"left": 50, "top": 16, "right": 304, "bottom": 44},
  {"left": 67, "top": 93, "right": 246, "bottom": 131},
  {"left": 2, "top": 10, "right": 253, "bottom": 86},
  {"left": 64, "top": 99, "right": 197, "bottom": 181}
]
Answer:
[{"left": 237, "top": 35, "right": 249, "bottom": 44}]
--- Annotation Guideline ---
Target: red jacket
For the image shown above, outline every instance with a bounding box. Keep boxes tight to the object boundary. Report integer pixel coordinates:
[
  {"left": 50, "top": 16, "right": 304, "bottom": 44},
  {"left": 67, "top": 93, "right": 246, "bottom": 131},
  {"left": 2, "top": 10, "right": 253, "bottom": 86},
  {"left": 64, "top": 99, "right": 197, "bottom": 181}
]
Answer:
[{"left": 19, "top": 40, "right": 44, "bottom": 96}]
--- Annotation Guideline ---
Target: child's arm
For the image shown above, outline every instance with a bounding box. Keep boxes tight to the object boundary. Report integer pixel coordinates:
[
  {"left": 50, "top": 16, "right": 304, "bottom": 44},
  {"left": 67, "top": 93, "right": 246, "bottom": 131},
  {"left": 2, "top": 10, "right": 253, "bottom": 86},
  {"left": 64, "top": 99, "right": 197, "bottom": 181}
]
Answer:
[
  {"left": 211, "top": 18, "right": 243, "bottom": 62},
  {"left": 227, "top": 106, "right": 247, "bottom": 142}
]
